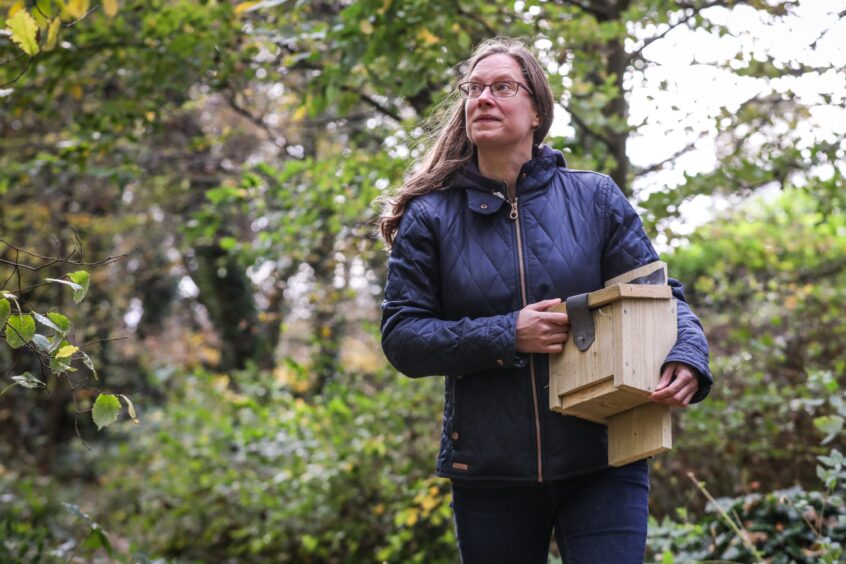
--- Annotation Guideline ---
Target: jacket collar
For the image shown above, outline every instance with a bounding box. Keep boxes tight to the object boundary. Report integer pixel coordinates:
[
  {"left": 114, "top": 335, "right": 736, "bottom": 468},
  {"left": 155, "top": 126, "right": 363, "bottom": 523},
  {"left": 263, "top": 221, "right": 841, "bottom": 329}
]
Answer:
[{"left": 452, "top": 144, "right": 567, "bottom": 197}]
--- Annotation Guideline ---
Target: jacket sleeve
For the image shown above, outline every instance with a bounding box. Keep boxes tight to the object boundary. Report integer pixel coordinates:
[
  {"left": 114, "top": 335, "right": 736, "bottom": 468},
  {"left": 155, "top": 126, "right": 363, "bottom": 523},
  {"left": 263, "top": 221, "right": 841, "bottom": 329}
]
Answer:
[
  {"left": 380, "top": 199, "right": 519, "bottom": 378},
  {"left": 599, "top": 178, "right": 713, "bottom": 403}
]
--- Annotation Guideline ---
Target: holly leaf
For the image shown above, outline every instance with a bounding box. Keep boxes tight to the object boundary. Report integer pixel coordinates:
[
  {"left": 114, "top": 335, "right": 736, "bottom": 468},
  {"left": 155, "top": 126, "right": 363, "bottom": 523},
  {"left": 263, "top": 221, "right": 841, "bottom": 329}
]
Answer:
[
  {"left": 7, "top": 9, "right": 40, "bottom": 56},
  {"left": 6, "top": 314, "right": 35, "bottom": 348},
  {"left": 92, "top": 393, "right": 121, "bottom": 430}
]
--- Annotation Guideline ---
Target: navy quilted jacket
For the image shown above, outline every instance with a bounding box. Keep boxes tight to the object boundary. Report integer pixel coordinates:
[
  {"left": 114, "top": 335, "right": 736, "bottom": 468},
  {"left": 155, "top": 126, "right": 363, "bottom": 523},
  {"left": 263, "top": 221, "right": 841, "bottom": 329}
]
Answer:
[{"left": 381, "top": 145, "right": 711, "bottom": 483}]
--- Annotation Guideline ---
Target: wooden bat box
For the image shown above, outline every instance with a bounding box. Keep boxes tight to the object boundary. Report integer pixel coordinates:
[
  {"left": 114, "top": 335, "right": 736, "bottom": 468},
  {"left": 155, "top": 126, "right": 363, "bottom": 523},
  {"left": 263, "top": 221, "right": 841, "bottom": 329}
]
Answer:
[{"left": 549, "top": 262, "right": 676, "bottom": 466}]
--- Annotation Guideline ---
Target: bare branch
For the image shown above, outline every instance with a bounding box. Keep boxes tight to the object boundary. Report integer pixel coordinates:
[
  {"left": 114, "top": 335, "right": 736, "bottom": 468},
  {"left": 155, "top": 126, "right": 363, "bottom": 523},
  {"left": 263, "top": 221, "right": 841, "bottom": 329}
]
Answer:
[
  {"left": 627, "top": 0, "right": 731, "bottom": 64},
  {"left": 633, "top": 137, "right": 702, "bottom": 177},
  {"left": 563, "top": 104, "right": 615, "bottom": 149},
  {"left": 0, "top": 56, "right": 33, "bottom": 88},
  {"left": 341, "top": 85, "right": 403, "bottom": 123}
]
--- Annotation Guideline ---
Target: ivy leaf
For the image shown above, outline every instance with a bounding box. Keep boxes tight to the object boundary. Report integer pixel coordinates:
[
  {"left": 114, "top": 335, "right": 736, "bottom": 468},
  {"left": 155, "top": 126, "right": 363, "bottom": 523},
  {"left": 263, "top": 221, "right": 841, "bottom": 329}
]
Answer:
[
  {"left": 80, "top": 351, "right": 98, "bottom": 380},
  {"left": 56, "top": 344, "right": 79, "bottom": 359},
  {"left": 10, "top": 372, "right": 46, "bottom": 389},
  {"left": 44, "top": 17, "right": 61, "bottom": 51},
  {"left": 68, "top": 271, "right": 90, "bottom": 303},
  {"left": 7, "top": 9, "right": 40, "bottom": 56},
  {"left": 119, "top": 394, "right": 140, "bottom": 424},
  {"left": 6, "top": 314, "right": 35, "bottom": 348},
  {"left": 92, "top": 393, "right": 121, "bottom": 430},
  {"left": 0, "top": 298, "right": 10, "bottom": 328}
]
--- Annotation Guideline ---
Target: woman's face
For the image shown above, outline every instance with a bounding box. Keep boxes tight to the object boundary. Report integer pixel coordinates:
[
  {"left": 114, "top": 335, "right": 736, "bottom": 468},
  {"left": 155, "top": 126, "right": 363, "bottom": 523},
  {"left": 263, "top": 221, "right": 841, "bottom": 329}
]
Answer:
[{"left": 463, "top": 53, "right": 539, "bottom": 154}]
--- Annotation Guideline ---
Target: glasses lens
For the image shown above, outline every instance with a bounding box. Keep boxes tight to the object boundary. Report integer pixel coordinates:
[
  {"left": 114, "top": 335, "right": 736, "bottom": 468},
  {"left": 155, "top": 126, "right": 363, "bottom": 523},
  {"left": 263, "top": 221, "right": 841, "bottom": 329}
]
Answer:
[
  {"left": 459, "top": 83, "right": 482, "bottom": 98},
  {"left": 492, "top": 82, "right": 518, "bottom": 97}
]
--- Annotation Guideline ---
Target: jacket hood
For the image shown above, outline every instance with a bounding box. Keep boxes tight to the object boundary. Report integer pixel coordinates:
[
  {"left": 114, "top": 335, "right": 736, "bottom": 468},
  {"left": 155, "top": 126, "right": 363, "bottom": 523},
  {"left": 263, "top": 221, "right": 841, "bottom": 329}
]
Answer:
[{"left": 452, "top": 144, "right": 567, "bottom": 196}]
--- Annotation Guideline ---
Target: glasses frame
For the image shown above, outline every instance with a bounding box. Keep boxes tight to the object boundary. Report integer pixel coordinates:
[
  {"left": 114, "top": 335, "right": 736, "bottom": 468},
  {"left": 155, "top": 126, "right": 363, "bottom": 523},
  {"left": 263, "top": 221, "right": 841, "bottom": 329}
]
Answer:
[{"left": 457, "top": 80, "right": 535, "bottom": 99}]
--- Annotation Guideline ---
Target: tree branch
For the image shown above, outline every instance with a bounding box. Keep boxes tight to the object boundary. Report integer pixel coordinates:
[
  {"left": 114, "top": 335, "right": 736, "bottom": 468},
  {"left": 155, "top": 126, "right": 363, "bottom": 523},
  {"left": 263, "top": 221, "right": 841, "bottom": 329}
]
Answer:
[
  {"left": 341, "top": 85, "right": 403, "bottom": 123},
  {"left": 557, "top": 0, "right": 609, "bottom": 20},
  {"left": 627, "top": 0, "right": 732, "bottom": 64},
  {"left": 563, "top": 104, "right": 615, "bottom": 148}
]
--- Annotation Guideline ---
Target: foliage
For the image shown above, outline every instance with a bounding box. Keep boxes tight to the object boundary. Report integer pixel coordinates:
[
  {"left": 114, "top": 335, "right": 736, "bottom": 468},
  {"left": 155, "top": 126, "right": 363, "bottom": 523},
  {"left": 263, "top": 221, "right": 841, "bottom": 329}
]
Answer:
[{"left": 100, "top": 365, "right": 457, "bottom": 562}]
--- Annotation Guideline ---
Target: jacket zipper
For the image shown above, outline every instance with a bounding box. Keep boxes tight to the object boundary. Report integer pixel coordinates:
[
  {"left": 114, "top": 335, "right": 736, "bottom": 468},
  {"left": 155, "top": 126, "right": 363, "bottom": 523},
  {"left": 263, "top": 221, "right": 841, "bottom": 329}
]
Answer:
[{"left": 509, "top": 197, "right": 544, "bottom": 483}]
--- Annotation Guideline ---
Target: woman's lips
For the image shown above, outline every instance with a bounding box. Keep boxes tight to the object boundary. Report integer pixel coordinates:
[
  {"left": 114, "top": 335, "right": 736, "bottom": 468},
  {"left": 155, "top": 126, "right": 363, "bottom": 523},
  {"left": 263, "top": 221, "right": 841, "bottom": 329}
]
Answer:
[{"left": 474, "top": 116, "right": 500, "bottom": 122}]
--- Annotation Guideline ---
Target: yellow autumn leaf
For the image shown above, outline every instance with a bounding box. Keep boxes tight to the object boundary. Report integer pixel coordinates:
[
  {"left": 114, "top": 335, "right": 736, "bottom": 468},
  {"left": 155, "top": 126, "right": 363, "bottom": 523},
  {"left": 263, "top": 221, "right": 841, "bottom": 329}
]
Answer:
[
  {"left": 69, "top": 84, "right": 83, "bottom": 100},
  {"left": 377, "top": 0, "right": 392, "bottom": 15},
  {"left": 359, "top": 19, "right": 374, "bottom": 34},
  {"left": 404, "top": 508, "right": 419, "bottom": 527},
  {"left": 234, "top": 1, "right": 260, "bottom": 14},
  {"left": 417, "top": 28, "right": 440, "bottom": 45},
  {"left": 103, "top": 0, "right": 118, "bottom": 18},
  {"left": 44, "top": 18, "right": 61, "bottom": 51},
  {"left": 63, "top": 0, "right": 90, "bottom": 20},
  {"left": 6, "top": 9, "right": 40, "bottom": 56},
  {"left": 292, "top": 104, "right": 308, "bottom": 122},
  {"left": 7, "top": 1, "right": 24, "bottom": 18},
  {"left": 56, "top": 345, "right": 79, "bottom": 359}
]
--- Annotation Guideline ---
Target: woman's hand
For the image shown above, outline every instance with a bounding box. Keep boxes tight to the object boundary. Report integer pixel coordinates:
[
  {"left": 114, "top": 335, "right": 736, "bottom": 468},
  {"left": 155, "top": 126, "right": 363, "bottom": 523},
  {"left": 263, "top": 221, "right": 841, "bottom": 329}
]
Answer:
[
  {"left": 649, "top": 362, "right": 699, "bottom": 407},
  {"left": 516, "top": 298, "right": 570, "bottom": 354}
]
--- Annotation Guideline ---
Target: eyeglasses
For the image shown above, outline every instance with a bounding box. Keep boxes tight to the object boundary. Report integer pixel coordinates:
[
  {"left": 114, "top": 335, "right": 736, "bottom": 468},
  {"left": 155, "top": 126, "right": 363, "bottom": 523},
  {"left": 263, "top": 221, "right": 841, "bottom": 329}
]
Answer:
[{"left": 457, "top": 80, "right": 534, "bottom": 99}]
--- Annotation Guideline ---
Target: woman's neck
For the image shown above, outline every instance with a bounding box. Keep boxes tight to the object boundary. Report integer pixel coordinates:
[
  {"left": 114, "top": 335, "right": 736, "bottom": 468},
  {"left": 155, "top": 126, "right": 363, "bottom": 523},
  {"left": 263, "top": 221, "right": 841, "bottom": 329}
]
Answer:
[{"left": 476, "top": 145, "right": 533, "bottom": 199}]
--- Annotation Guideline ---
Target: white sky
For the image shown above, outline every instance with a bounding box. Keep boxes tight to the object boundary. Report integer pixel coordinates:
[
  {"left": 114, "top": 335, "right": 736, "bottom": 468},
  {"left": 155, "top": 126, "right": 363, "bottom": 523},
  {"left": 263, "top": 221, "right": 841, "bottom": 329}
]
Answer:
[{"left": 549, "top": 1, "right": 846, "bottom": 244}]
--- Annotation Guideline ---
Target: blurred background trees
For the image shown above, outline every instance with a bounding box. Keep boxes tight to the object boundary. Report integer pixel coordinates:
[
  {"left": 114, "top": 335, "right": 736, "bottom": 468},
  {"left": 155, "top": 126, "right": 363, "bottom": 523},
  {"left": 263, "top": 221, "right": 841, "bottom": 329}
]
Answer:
[{"left": 1, "top": 0, "right": 844, "bottom": 561}]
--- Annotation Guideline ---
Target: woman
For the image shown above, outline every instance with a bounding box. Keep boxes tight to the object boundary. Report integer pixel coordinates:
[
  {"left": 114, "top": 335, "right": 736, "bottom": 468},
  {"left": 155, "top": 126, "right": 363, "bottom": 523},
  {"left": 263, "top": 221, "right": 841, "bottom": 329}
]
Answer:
[{"left": 379, "top": 38, "right": 711, "bottom": 563}]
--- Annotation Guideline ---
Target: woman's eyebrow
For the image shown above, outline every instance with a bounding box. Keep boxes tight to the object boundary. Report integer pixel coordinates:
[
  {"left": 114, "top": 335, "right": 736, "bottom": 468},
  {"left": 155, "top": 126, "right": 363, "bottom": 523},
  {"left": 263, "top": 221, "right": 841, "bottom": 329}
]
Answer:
[{"left": 467, "top": 71, "right": 521, "bottom": 82}]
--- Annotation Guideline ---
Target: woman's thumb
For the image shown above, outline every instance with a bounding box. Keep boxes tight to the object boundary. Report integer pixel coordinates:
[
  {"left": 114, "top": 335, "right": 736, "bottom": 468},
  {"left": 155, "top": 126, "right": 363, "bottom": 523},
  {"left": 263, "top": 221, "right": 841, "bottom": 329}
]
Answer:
[{"left": 526, "top": 298, "right": 562, "bottom": 311}]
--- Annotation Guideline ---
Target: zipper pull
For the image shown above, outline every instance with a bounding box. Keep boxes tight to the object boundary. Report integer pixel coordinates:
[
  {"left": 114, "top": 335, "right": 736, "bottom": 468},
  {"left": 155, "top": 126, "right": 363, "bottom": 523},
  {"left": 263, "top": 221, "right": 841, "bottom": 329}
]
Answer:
[{"left": 509, "top": 197, "right": 519, "bottom": 220}]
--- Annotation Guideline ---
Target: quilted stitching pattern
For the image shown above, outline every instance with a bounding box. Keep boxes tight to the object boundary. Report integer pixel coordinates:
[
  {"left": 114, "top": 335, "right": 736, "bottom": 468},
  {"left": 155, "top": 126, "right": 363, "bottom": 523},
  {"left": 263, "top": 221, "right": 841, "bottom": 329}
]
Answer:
[{"left": 381, "top": 145, "right": 712, "bottom": 482}]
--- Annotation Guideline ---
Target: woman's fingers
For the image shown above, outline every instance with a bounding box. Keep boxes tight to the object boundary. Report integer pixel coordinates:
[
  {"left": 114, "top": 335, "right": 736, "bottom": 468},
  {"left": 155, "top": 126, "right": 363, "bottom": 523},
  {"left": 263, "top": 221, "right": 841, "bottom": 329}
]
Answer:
[{"left": 650, "top": 363, "right": 699, "bottom": 407}]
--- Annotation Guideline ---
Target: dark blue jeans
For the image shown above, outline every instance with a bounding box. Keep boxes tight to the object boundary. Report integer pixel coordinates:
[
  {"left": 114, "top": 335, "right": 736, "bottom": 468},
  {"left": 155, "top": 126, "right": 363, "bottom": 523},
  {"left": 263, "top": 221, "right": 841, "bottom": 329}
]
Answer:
[{"left": 450, "top": 460, "right": 649, "bottom": 563}]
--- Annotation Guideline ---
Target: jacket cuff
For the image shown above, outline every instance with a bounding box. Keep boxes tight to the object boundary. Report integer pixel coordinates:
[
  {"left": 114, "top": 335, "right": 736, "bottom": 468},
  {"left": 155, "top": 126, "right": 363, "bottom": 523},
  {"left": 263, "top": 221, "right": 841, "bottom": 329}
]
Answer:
[{"left": 487, "top": 310, "right": 520, "bottom": 369}]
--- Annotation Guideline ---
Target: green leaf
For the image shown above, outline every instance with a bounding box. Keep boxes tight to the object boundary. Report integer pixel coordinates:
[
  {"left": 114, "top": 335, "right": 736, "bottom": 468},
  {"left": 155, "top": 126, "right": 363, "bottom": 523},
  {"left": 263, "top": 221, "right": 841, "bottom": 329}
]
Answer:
[
  {"left": 45, "top": 278, "right": 83, "bottom": 292},
  {"left": 33, "top": 311, "right": 62, "bottom": 333},
  {"left": 7, "top": 9, "right": 40, "bottom": 56},
  {"left": 119, "top": 394, "right": 140, "bottom": 424},
  {"left": 92, "top": 393, "right": 121, "bottom": 430},
  {"left": 81, "top": 351, "right": 98, "bottom": 380},
  {"left": 56, "top": 344, "right": 79, "bottom": 358},
  {"left": 47, "top": 312, "right": 71, "bottom": 333},
  {"left": 6, "top": 314, "right": 35, "bottom": 348},
  {"left": 68, "top": 271, "right": 90, "bottom": 303},
  {"left": 32, "top": 334, "right": 51, "bottom": 352},
  {"left": 0, "top": 298, "right": 10, "bottom": 328},
  {"left": 815, "top": 415, "right": 844, "bottom": 445},
  {"left": 10, "top": 372, "right": 46, "bottom": 389}
]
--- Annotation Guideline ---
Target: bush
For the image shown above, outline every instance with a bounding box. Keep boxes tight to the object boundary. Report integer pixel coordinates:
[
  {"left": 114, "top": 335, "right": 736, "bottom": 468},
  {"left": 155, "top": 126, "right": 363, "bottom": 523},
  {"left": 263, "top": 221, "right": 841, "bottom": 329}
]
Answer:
[{"left": 100, "top": 365, "right": 457, "bottom": 562}]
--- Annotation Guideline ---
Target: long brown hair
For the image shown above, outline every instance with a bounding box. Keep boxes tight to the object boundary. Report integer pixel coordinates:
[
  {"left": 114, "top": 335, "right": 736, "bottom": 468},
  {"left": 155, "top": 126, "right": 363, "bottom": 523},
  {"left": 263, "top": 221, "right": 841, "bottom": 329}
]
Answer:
[{"left": 378, "top": 37, "right": 555, "bottom": 248}]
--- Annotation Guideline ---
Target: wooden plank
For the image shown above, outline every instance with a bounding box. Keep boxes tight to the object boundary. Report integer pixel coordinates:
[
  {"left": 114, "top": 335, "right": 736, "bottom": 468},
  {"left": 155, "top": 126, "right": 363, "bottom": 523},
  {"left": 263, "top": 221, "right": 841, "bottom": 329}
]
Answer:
[
  {"left": 549, "top": 301, "right": 616, "bottom": 398},
  {"left": 607, "top": 403, "right": 672, "bottom": 466},
  {"left": 549, "top": 284, "right": 672, "bottom": 315},
  {"left": 615, "top": 298, "right": 677, "bottom": 392},
  {"left": 604, "top": 260, "right": 667, "bottom": 288},
  {"left": 560, "top": 383, "right": 647, "bottom": 421}
]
